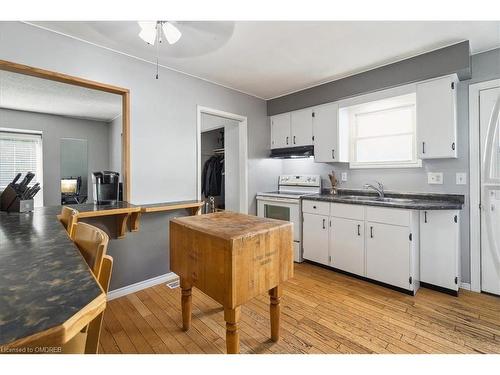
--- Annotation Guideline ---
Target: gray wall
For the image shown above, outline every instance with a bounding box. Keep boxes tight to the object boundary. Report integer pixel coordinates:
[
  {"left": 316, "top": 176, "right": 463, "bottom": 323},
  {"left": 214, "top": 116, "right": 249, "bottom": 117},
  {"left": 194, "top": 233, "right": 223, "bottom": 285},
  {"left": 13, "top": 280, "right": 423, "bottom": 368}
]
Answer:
[
  {"left": 280, "top": 48, "right": 500, "bottom": 284},
  {"left": 0, "top": 21, "right": 279, "bottom": 215},
  {"left": 267, "top": 41, "right": 471, "bottom": 115},
  {"left": 0, "top": 108, "right": 110, "bottom": 206}
]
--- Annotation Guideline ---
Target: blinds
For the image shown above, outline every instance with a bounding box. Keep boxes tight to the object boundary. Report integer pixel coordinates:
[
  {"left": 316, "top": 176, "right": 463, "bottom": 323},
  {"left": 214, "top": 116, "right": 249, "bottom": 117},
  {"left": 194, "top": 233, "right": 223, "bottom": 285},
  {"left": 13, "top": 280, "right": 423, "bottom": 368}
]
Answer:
[{"left": 0, "top": 131, "right": 43, "bottom": 191}]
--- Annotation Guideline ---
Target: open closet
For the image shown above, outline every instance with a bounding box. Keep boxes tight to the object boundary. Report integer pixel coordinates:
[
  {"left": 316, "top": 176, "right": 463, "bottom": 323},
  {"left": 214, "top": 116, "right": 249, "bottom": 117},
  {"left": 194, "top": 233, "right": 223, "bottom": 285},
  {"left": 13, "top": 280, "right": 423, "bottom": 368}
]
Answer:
[{"left": 201, "top": 127, "right": 225, "bottom": 211}]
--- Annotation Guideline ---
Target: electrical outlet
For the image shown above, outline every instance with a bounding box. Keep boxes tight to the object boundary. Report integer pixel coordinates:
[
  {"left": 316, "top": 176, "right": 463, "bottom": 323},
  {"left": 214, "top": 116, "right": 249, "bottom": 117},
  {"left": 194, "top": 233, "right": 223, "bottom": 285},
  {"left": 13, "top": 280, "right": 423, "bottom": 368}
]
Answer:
[
  {"left": 341, "top": 172, "right": 348, "bottom": 182},
  {"left": 456, "top": 172, "right": 467, "bottom": 185},
  {"left": 427, "top": 172, "right": 443, "bottom": 185}
]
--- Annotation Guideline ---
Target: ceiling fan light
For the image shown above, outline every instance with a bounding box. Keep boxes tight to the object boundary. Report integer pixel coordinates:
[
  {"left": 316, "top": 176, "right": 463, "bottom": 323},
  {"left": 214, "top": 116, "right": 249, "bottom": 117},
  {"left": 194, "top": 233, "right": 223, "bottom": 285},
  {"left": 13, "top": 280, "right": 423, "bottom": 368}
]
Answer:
[
  {"left": 162, "top": 22, "right": 182, "bottom": 45},
  {"left": 138, "top": 21, "right": 157, "bottom": 45}
]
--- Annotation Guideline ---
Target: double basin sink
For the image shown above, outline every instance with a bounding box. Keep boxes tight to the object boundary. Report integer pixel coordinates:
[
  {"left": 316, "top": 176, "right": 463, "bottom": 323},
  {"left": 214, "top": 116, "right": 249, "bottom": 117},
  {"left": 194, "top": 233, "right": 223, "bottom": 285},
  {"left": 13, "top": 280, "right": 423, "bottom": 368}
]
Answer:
[{"left": 338, "top": 195, "right": 415, "bottom": 204}]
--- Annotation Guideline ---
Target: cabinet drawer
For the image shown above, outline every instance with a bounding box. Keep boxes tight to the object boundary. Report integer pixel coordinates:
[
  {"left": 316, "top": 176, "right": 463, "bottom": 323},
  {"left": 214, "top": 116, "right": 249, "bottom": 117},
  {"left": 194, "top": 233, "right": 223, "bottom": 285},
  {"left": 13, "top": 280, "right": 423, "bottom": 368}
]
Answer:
[
  {"left": 330, "top": 203, "right": 364, "bottom": 220},
  {"left": 366, "top": 206, "right": 410, "bottom": 226},
  {"left": 302, "top": 200, "right": 330, "bottom": 215}
]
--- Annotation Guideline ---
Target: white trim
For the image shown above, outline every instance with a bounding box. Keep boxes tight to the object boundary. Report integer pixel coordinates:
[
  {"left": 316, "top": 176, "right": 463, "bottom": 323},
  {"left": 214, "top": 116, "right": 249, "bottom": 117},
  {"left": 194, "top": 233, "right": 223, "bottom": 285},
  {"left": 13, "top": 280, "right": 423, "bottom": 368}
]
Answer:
[
  {"left": 196, "top": 106, "right": 248, "bottom": 214},
  {"left": 23, "top": 22, "right": 265, "bottom": 101},
  {"left": 460, "top": 282, "right": 472, "bottom": 291},
  {"left": 107, "top": 272, "right": 178, "bottom": 301},
  {"left": 468, "top": 78, "right": 500, "bottom": 293}
]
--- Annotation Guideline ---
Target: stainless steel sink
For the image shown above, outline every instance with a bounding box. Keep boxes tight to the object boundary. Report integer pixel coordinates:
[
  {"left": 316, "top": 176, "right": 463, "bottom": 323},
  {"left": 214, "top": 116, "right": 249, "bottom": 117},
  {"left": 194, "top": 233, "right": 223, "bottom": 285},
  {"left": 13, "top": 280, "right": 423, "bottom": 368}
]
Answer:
[{"left": 337, "top": 195, "right": 415, "bottom": 204}]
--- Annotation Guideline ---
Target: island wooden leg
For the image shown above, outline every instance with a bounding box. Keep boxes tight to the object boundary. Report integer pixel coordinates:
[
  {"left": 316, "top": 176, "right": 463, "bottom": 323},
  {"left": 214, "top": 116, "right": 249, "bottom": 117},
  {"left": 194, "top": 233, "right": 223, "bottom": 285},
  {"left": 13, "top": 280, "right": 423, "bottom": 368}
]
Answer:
[
  {"left": 180, "top": 279, "right": 192, "bottom": 331},
  {"left": 224, "top": 306, "right": 241, "bottom": 354},
  {"left": 269, "top": 285, "right": 282, "bottom": 342}
]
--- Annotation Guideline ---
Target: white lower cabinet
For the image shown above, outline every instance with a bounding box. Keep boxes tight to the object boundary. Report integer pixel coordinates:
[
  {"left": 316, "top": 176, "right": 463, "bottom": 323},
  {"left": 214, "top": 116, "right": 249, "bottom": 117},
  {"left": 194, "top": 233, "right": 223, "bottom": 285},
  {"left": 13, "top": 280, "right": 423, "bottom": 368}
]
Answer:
[
  {"left": 302, "top": 213, "right": 329, "bottom": 266},
  {"left": 330, "top": 217, "right": 365, "bottom": 275},
  {"left": 302, "top": 201, "right": 420, "bottom": 294},
  {"left": 365, "top": 222, "right": 412, "bottom": 290},
  {"left": 420, "top": 210, "right": 460, "bottom": 292}
]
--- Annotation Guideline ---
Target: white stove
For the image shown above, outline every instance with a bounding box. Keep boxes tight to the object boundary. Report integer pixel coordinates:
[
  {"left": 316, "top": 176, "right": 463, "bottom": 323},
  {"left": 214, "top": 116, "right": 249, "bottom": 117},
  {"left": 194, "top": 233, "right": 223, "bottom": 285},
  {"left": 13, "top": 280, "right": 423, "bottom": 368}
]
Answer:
[{"left": 257, "top": 175, "right": 321, "bottom": 262}]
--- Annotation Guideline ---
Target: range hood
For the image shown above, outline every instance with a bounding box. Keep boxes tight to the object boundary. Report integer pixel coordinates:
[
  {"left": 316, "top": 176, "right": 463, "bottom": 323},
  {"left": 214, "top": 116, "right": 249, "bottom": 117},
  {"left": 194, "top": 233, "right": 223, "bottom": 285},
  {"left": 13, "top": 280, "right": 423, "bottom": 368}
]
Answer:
[{"left": 269, "top": 145, "right": 314, "bottom": 159}]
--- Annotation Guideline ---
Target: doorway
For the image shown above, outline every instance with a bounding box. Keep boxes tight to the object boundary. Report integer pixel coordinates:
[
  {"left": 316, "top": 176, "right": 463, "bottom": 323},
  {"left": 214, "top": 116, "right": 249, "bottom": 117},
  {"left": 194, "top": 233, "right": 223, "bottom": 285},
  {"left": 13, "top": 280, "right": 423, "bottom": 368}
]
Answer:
[
  {"left": 469, "top": 79, "right": 500, "bottom": 295},
  {"left": 196, "top": 106, "right": 248, "bottom": 213}
]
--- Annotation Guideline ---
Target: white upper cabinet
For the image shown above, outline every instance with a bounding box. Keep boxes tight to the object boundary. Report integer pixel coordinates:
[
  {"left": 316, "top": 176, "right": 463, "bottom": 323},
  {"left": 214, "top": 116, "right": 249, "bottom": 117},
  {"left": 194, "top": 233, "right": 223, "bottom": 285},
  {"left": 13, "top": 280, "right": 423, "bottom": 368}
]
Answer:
[
  {"left": 270, "top": 113, "right": 291, "bottom": 149},
  {"left": 290, "top": 108, "right": 314, "bottom": 147},
  {"left": 312, "top": 102, "right": 347, "bottom": 163},
  {"left": 416, "top": 75, "right": 458, "bottom": 159}
]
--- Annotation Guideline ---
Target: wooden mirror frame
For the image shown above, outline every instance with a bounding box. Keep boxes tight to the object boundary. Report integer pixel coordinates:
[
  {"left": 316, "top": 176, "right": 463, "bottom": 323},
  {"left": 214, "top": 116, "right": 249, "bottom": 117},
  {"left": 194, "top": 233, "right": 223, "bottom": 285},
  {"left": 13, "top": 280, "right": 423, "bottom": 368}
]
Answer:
[{"left": 0, "top": 59, "right": 131, "bottom": 201}]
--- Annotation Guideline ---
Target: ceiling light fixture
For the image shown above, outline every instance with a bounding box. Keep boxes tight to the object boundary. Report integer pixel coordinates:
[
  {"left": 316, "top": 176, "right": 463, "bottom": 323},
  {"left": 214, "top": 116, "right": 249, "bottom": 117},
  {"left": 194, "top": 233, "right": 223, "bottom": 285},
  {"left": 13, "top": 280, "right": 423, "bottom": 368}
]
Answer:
[{"left": 138, "top": 21, "right": 182, "bottom": 79}]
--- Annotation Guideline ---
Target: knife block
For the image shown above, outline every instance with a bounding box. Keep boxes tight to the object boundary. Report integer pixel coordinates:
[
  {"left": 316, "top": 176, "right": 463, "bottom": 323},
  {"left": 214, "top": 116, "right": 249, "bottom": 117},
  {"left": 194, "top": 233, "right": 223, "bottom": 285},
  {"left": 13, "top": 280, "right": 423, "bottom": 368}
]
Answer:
[{"left": 0, "top": 185, "right": 34, "bottom": 212}]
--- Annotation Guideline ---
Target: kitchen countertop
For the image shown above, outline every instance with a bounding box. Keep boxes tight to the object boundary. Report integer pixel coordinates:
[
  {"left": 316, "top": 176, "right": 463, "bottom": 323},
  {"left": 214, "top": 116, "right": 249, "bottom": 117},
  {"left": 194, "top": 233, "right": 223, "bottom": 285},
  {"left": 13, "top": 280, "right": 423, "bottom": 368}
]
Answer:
[
  {"left": 302, "top": 189, "right": 464, "bottom": 210},
  {"left": 0, "top": 205, "right": 104, "bottom": 347}
]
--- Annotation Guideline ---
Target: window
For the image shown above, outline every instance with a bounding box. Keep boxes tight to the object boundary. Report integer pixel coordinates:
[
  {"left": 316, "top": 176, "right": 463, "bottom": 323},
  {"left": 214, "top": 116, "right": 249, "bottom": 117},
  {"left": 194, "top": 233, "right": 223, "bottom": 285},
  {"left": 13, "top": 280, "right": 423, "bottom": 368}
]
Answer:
[
  {"left": 0, "top": 129, "right": 43, "bottom": 207},
  {"left": 343, "top": 93, "right": 421, "bottom": 169}
]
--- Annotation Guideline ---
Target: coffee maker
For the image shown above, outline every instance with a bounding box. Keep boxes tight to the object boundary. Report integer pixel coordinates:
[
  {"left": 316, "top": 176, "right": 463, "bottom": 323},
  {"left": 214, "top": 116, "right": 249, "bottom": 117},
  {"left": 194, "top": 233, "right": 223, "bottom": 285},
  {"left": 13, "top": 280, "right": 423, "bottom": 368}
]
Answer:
[{"left": 92, "top": 171, "right": 120, "bottom": 205}]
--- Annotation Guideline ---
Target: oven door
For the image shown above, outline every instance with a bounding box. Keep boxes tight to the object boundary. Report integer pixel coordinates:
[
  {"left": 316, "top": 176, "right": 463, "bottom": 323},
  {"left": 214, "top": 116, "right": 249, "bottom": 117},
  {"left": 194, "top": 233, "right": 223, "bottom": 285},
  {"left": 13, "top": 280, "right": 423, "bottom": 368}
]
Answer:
[{"left": 257, "top": 197, "right": 301, "bottom": 262}]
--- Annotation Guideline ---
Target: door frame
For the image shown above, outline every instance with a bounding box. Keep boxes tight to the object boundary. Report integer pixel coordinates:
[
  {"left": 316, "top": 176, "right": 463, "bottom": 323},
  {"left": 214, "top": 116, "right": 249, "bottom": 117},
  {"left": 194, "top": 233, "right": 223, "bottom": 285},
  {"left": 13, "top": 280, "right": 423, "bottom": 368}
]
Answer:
[
  {"left": 196, "top": 105, "right": 248, "bottom": 213},
  {"left": 469, "top": 78, "right": 500, "bottom": 292},
  {"left": 0, "top": 59, "right": 131, "bottom": 201}
]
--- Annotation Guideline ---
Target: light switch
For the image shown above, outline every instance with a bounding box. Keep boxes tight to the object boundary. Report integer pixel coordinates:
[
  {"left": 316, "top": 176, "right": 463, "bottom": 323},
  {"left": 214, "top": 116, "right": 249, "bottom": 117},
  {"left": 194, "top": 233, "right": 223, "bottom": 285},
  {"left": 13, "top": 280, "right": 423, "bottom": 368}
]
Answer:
[
  {"left": 427, "top": 172, "right": 443, "bottom": 185},
  {"left": 456, "top": 173, "right": 467, "bottom": 185},
  {"left": 341, "top": 172, "right": 348, "bottom": 182}
]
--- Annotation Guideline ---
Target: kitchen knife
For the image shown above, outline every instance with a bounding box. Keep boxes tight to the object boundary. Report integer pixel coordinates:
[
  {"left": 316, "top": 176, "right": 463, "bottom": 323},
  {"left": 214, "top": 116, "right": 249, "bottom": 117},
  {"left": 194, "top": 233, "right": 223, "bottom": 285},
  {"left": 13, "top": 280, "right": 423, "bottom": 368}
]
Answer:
[
  {"left": 11, "top": 173, "right": 22, "bottom": 186},
  {"left": 17, "top": 172, "right": 35, "bottom": 194},
  {"left": 28, "top": 185, "right": 41, "bottom": 199},
  {"left": 25, "top": 183, "right": 40, "bottom": 199}
]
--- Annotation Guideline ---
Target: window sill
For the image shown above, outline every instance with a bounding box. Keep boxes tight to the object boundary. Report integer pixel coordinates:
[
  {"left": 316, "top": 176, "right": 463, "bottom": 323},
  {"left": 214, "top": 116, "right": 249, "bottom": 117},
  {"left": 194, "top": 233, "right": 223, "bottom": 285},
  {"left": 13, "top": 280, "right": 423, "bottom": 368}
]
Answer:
[{"left": 349, "top": 160, "right": 422, "bottom": 169}]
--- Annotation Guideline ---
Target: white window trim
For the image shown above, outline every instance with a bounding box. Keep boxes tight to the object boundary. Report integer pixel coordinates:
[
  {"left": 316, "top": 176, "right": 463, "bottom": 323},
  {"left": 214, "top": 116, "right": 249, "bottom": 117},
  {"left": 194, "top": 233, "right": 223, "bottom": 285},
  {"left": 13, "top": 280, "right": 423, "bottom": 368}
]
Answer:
[
  {"left": 0, "top": 127, "right": 44, "bottom": 207},
  {"left": 344, "top": 92, "right": 421, "bottom": 169}
]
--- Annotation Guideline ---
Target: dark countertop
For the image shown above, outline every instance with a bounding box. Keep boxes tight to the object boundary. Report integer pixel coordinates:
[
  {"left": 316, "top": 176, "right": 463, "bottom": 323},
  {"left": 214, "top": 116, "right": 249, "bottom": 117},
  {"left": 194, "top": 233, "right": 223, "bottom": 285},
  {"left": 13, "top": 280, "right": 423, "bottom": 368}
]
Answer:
[
  {"left": 140, "top": 200, "right": 204, "bottom": 213},
  {"left": 67, "top": 201, "right": 139, "bottom": 213},
  {"left": 0, "top": 205, "right": 103, "bottom": 346},
  {"left": 302, "top": 189, "right": 464, "bottom": 210}
]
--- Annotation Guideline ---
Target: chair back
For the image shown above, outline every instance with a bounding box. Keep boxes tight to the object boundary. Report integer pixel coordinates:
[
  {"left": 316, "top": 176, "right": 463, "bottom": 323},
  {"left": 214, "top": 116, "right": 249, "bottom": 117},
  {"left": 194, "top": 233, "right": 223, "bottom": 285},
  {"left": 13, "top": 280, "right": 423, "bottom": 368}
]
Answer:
[
  {"left": 58, "top": 206, "right": 77, "bottom": 237},
  {"left": 72, "top": 222, "right": 109, "bottom": 279}
]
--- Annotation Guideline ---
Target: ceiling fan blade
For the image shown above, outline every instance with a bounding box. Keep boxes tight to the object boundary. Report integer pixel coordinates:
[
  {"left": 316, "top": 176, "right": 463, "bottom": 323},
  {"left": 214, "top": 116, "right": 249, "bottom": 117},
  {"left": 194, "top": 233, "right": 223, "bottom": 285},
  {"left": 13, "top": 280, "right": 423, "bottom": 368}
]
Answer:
[
  {"left": 162, "top": 22, "right": 182, "bottom": 45},
  {"left": 138, "top": 21, "right": 157, "bottom": 45}
]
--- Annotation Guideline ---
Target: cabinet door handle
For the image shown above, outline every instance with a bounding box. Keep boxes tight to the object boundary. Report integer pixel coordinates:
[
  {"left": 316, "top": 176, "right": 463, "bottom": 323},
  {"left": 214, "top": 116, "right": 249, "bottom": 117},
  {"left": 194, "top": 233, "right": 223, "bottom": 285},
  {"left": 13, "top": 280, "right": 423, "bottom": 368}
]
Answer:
[
  {"left": 357, "top": 224, "right": 361, "bottom": 236},
  {"left": 370, "top": 226, "right": 373, "bottom": 238},
  {"left": 313, "top": 205, "right": 317, "bottom": 209},
  {"left": 322, "top": 218, "right": 326, "bottom": 230},
  {"left": 293, "top": 135, "right": 296, "bottom": 144},
  {"left": 422, "top": 141, "right": 426, "bottom": 154},
  {"left": 332, "top": 149, "right": 335, "bottom": 160},
  {"left": 286, "top": 136, "right": 289, "bottom": 145},
  {"left": 424, "top": 211, "right": 427, "bottom": 223}
]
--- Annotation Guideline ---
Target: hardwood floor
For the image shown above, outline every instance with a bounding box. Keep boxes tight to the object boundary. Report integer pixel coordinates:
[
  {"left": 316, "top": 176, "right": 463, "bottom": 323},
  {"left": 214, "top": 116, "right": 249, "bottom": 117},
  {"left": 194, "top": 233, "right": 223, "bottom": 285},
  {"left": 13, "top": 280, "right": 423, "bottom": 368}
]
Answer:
[{"left": 99, "top": 263, "right": 500, "bottom": 354}]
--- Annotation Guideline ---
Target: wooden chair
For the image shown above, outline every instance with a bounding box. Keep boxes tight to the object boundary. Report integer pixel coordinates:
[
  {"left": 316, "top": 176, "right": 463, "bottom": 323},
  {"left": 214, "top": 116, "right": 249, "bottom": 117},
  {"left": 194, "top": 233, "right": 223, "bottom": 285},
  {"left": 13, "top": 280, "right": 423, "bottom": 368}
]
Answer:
[
  {"left": 57, "top": 206, "right": 77, "bottom": 237},
  {"left": 71, "top": 222, "right": 109, "bottom": 279},
  {"left": 62, "top": 222, "right": 112, "bottom": 354}
]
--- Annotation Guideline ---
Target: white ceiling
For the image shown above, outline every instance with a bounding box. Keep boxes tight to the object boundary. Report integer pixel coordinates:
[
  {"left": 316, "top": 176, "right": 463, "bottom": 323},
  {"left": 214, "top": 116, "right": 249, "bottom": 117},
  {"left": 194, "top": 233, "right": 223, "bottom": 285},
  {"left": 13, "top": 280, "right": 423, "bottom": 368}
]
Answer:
[
  {"left": 0, "top": 70, "right": 122, "bottom": 122},
  {"left": 31, "top": 21, "right": 500, "bottom": 99}
]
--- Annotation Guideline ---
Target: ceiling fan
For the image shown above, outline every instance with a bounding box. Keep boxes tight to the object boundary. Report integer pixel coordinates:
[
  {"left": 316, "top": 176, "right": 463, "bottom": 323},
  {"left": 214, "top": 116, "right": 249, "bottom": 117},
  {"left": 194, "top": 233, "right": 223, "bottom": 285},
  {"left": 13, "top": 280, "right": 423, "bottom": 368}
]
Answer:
[
  {"left": 138, "top": 21, "right": 182, "bottom": 79},
  {"left": 138, "top": 21, "right": 182, "bottom": 45}
]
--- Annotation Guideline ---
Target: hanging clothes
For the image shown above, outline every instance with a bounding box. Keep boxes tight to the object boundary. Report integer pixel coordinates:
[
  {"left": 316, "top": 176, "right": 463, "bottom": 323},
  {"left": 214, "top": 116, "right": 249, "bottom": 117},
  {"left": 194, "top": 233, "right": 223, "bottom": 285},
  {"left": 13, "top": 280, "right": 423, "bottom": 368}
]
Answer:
[{"left": 201, "top": 154, "right": 224, "bottom": 197}]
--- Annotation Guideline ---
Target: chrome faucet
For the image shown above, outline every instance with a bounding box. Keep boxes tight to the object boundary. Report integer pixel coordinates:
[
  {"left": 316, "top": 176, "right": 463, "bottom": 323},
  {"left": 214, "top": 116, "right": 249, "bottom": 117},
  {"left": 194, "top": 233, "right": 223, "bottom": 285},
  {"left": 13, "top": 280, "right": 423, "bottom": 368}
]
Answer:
[{"left": 364, "top": 181, "right": 385, "bottom": 198}]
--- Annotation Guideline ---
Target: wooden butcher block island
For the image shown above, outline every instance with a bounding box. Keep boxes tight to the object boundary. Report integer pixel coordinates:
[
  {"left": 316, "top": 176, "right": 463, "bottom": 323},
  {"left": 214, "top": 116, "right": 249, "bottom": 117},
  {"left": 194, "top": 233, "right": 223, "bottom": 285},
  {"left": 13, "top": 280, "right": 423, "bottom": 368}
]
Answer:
[{"left": 170, "top": 211, "right": 294, "bottom": 353}]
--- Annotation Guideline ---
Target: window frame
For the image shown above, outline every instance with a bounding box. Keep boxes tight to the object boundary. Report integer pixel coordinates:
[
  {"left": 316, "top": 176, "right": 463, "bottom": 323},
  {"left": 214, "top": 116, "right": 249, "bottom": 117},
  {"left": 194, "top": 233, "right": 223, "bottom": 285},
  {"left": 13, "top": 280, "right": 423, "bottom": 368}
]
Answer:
[
  {"left": 0, "top": 127, "right": 44, "bottom": 207},
  {"left": 344, "top": 93, "right": 422, "bottom": 169}
]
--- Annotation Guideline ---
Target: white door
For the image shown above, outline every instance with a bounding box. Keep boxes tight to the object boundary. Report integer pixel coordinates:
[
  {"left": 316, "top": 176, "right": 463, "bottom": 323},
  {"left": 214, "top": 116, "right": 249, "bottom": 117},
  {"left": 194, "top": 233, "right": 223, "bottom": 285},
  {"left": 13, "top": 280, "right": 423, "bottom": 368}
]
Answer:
[
  {"left": 270, "top": 113, "right": 291, "bottom": 149},
  {"left": 224, "top": 122, "right": 239, "bottom": 212},
  {"left": 313, "top": 103, "right": 339, "bottom": 162},
  {"left": 290, "top": 108, "right": 313, "bottom": 147},
  {"left": 366, "top": 222, "right": 411, "bottom": 290},
  {"left": 416, "top": 75, "right": 457, "bottom": 159},
  {"left": 330, "top": 217, "right": 364, "bottom": 275},
  {"left": 480, "top": 87, "right": 500, "bottom": 295},
  {"left": 302, "top": 213, "right": 329, "bottom": 265},
  {"left": 420, "top": 210, "right": 460, "bottom": 291}
]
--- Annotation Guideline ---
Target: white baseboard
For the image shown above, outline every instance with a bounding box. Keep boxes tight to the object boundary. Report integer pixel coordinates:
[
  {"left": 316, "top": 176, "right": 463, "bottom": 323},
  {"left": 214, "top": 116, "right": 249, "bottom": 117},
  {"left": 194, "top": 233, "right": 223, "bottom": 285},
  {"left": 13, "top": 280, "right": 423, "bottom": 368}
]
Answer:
[
  {"left": 460, "top": 282, "right": 472, "bottom": 291},
  {"left": 108, "top": 272, "right": 179, "bottom": 300}
]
